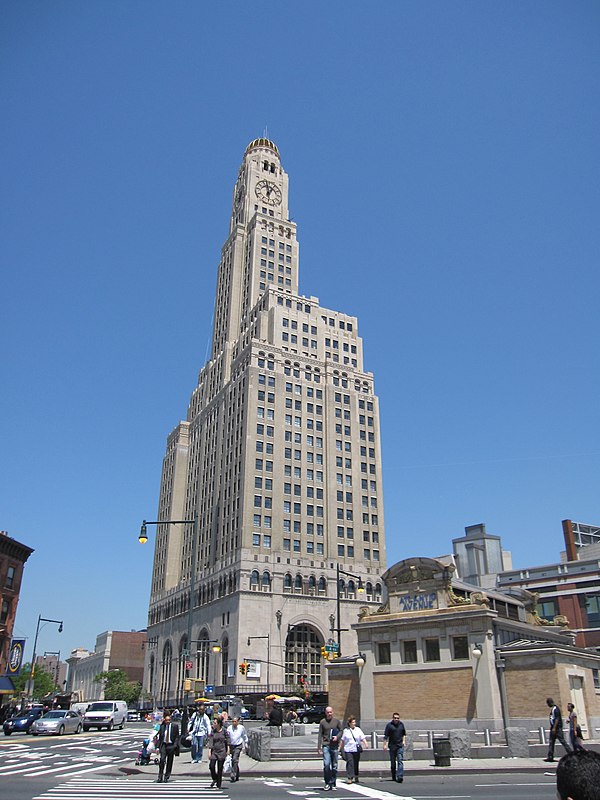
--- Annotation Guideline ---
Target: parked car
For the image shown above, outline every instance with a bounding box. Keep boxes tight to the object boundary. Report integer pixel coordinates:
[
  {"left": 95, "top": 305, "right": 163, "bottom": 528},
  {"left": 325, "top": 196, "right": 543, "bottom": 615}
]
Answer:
[
  {"left": 127, "top": 709, "right": 140, "bottom": 722},
  {"left": 297, "top": 704, "right": 327, "bottom": 724},
  {"left": 3, "top": 708, "right": 44, "bottom": 735},
  {"left": 31, "top": 710, "right": 82, "bottom": 736}
]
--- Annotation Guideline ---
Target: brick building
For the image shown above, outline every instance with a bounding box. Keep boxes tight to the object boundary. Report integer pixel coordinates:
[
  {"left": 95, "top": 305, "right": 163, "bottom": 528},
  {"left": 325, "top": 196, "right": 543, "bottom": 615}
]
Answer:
[
  {"left": 0, "top": 531, "right": 34, "bottom": 693},
  {"left": 66, "top": 630, "right": 146, "bottom": 702}
]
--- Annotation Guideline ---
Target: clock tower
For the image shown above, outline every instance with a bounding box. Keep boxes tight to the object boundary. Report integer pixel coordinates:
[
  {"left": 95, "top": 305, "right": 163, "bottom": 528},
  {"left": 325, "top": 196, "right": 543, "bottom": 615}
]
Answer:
[{"left": 145, "top": 138, "right": 387, "bottom": 707}]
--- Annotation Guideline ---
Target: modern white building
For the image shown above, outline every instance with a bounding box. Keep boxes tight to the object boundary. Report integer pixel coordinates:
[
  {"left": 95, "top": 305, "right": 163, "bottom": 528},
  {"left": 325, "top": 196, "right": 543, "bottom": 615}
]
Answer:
[{"left": 144, "top": 139, "right": 387, "bottom": 706}]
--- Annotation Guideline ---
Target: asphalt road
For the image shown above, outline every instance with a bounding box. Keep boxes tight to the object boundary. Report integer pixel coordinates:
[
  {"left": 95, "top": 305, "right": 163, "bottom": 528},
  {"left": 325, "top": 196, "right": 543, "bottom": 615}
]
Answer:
[{"left": 0, "top": 723, "right": 558, "bottom": 800}]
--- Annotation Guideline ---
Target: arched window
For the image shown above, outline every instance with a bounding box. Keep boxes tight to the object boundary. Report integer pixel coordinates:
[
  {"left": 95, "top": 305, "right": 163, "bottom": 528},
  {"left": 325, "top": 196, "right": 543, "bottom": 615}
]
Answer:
[
  {"left": 318, "top": 576, "right": 327, "bottom": 595},
  {"left": 294, "top": 574, "right": 303, "bottom": 592},
  {"left": 284, "top": 573, "right": 292, "bottom": 591},
  {"left": 375, "top": 583, "right": 382, "bottom": 601},
  {"left": 338, "top": 578, "right": 346, "bottom": 597},
  {"left": 220, "top": 637, "right": 228, "bottom": 686},
  {"left": 195, "top": 630, "right": 210, "bottom": 682},
  {"left": 250, "top": 570, "right": 260, "bottom": 590},
  {"left": 285, "top": 624, "right": 324, "bottom": 687},
  {"left": 347, "top": 580, "right": 356, "bottom": 598},
  {"left": 160, "top": 641, "right": 172, "bottom": 701},
  {"left": 308, "top": 575, "right": 317, "bottom": 594},
  {"left": 262, "top": 571, "right": 272, "bottom": 591},
  {"left": 366, "top": 581, "right": 373, "bottom": 599}
]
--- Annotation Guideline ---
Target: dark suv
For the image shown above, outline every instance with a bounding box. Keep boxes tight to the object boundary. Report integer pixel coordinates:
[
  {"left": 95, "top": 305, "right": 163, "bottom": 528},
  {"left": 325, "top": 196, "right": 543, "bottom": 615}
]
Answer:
[{"left": 297, "top": 704, "right": 328, "bottom": 724}]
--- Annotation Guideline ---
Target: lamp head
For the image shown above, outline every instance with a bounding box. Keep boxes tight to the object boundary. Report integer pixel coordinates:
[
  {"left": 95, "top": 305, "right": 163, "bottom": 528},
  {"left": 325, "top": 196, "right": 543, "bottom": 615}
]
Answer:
[
  {"left": 211, "top": 643, "right": 221, "bottom": 653},
  {"left": 58, "top": 623, "right": 63, "bottom": 634},
  {"left": 357, "top": 578, "right": 365, "bottom": 594},
  {"left": 139, "top": 522, "right": 148, "bottom": 544},
  {"left": 472, "top": 643, "right": 483, "bottom": 658},
  {"left": 355, "top": 654, "right": 366, "bottom": 668}
]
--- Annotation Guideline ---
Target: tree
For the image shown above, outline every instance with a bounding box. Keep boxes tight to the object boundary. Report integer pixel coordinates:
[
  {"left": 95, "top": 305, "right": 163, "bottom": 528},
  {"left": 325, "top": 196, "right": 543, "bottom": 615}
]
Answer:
[
  {"left": 94, "top": 669, "right": 142, "bottom": 705},
  {"left": 11, "top": 663, "right": 58, "bottom": 700}
]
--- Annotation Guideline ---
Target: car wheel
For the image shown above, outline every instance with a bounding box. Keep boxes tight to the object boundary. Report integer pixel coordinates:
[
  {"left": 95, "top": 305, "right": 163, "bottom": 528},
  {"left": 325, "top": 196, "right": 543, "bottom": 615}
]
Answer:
[
  {"left": 31, "top": 731, "right": 38, "bottom": 736},
  {"left": 76, "top": 724, "right": 82, "bottom": 734},
  {"left": 302, "top": 716, "right": 309, "bottom": 724},
  {"left": 57, "top": 725, "right": 65, "bottom": 736},
  {"left": 108, "top": 720, "right": 114, "bottom": 731},
  {"left": 83, "top": 726, "right": 90, "bottom": 732},
  {"left": 4, "top": 731, "right": 11, "bottom": 736}
]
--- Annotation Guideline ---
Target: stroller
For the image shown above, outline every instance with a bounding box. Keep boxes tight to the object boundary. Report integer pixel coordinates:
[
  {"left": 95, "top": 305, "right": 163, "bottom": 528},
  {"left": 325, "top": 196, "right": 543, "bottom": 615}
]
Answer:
[{"left": 135, "top": 737, "right": 159, "bottom": 766}]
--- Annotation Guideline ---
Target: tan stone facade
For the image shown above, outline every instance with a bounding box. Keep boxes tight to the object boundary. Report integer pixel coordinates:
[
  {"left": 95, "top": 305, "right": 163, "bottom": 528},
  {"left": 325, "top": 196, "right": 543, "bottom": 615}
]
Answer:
[
  {"left": 327, "top": 556, "right": 600, "bottom": 735},
  {"left": 145, "top": 140, "right": 387, "bottom": 705}
]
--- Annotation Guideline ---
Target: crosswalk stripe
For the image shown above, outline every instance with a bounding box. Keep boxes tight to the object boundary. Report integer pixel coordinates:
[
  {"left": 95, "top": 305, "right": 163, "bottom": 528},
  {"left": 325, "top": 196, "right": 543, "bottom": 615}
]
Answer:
[{"left": 33, "top": 777, "right": 227, "bottom": 799}]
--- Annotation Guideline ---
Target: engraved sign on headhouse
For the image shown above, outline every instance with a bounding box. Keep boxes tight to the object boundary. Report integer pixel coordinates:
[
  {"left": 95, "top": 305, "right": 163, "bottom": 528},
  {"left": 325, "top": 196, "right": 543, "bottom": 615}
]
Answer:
[{"left": 397, "top": 591, "right": 438, "bottom": 612}]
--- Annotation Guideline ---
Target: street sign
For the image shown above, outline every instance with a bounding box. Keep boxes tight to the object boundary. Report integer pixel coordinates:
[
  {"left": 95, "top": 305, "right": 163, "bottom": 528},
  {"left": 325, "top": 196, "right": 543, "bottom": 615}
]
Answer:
[
  {"left": 205, "top": 684, "right": 214, "bottom": 695},
  {"left": 185, "top": 660, "right": 193, "bottom": 670},
  {"left": 325, "top": 643, "right": 339, "bottom": 653}
]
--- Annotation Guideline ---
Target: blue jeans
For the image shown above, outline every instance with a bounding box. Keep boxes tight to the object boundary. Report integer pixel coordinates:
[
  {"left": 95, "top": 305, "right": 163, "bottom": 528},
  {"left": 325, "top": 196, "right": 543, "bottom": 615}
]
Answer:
[
  {"left": 390, "top": 745, "right": 404, "bottom": 780},
  {"left": 191, "top": 734, "right": 205, "bottom": 762},
  {"left": 323, "top": 746, "right": 339, "bottom": 787}
]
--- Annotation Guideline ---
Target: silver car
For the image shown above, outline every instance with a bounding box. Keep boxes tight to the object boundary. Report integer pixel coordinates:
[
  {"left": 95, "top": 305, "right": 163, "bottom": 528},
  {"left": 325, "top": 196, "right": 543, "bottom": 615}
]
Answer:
[{"left": 31, "top": 709, "right": 82, "bottom": 736}]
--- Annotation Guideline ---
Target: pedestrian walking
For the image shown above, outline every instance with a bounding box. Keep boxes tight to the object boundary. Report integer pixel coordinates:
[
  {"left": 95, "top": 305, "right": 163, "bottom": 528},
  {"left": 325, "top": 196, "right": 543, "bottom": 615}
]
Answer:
[
  {"left": 544, "top": 697, "right": 573, "bottom": 762},
  {"left": 383, "top": 712, "right": 406, "bottom": 783},
  {"left": 189, "top": 702, "right": 211, "bottom": 763},
  {"left": 226, "top": 716, "right": 248, "bottom": 782},
  {"left": 207, "top": 718, "right": 228, "bottom": 788},
  {"left": 317, "top": 706, "right": 342, "bottom": 791},
  {"left": 156, "top": 711, "right": 180, "bottom": 783},
  {"left": 566, "top": 703, "right": 585, "bottom": 752},
  {"left": 340, "top": 716, "right": 368, "bottom": 784}
]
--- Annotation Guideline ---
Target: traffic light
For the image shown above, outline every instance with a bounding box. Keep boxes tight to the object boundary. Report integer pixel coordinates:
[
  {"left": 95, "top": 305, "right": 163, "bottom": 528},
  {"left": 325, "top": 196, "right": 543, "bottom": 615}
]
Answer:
[
  {"left": 320, "top": 646, "right": 330, "bottom": 660},
  {"left": 183, "top": 679, "right": 191, "bottom": 691},
  {"left": 239, "top": 661, "right": 247, "bottom": 675}
]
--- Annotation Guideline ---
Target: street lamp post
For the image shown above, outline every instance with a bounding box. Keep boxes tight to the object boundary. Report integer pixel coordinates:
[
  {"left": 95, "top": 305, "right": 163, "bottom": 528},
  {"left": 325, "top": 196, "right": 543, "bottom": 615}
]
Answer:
[
  {"left": 247, "top": 635, "right": 270, "bottom": 690},
  {"left": 139, "top": 513, "right": 199, "bottom": 706},
  {"left": 335, "top": 564, "right": 365, "bottom": 657},
  {"left": 28, "top": 615, "right": 63, "bottom": 700}
]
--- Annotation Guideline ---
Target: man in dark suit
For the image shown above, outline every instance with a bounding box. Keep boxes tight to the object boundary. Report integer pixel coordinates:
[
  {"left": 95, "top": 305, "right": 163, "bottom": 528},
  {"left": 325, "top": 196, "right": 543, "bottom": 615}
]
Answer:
[{"left": 157, "top": 711, "right": 180, "bottom": 782}]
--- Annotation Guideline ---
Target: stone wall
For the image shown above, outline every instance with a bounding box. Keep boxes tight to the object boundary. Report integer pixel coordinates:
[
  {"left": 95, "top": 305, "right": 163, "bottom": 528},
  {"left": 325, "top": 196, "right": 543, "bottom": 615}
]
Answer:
[{"left": 373, "top": 667, "right": 476, "bottom": 720}]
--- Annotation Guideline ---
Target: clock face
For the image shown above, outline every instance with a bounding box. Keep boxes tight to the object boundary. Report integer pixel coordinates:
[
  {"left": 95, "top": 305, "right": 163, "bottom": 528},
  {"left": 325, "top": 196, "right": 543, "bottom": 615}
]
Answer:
[{"left": 255, "top": 179, "right": 282, "bottom": 206}]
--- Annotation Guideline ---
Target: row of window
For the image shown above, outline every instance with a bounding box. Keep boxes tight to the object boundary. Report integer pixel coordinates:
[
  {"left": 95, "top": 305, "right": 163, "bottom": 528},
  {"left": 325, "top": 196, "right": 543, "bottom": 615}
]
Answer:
[{"left": 376, "top": 635, "right": 471, "bottom": 665}]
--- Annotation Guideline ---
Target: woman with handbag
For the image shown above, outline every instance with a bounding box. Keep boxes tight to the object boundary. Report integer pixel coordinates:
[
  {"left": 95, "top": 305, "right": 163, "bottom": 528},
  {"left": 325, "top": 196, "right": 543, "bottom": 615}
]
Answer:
[
  {"left": 339, "top": 716, "right": 368, "bottom": 784},
  {"left": 207, "top": 718, "right": 228, "bottom": 788},
  {"left": 567, "top": 703, "right": 585, "bottom": 752}
]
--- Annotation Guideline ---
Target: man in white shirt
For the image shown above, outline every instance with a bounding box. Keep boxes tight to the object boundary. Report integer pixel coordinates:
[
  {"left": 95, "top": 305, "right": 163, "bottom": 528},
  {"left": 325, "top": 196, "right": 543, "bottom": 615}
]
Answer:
[
  {"left": 226, "top": 716, "right": 248, "bottom": 782},
  {"left": 189, "top": 703, "right": 211, "bottom": 764}
]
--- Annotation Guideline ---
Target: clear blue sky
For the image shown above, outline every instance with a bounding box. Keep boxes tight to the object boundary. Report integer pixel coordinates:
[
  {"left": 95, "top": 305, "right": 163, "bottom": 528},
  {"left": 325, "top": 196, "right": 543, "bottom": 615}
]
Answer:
[{"left": 2, "top": 1, "right": 599, "bottom": 664}]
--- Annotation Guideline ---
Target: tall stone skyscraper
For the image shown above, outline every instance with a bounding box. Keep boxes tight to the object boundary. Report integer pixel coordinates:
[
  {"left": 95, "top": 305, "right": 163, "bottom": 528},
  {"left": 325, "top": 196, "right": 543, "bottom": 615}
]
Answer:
[{"left": 145, "top": 139, "right": 387, "bottom": 706}]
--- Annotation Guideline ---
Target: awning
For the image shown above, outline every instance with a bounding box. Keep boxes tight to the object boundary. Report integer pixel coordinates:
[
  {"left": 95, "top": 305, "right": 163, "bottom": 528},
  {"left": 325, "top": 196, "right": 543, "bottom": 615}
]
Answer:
[{"left": 0, "top": 676, "right": 15, "bottom": 694}]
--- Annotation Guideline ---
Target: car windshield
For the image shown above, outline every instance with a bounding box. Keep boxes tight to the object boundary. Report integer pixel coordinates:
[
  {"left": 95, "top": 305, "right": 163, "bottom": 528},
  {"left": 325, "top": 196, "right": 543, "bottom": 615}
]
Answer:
[
  {"left": 43, "top": 711, "right": 66, "bottom": 718},
  {"left": 87, "top": 703, "right": 113, "bottom": 711}
]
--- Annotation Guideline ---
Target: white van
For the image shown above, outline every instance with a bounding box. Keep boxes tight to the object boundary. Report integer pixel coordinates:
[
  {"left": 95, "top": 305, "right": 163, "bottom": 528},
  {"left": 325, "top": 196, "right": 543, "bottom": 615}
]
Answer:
[{"left": 82, "top": 701, "right": 127, "bottom": 731}]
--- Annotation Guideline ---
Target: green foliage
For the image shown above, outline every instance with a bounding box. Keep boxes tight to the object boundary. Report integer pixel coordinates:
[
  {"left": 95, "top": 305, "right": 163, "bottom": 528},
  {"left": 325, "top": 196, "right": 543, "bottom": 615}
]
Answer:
[
  {"left": 94, "top": 669, "right": 142, "bottom": 705},
  {"left": 11, "top": 663, "right": 58, "bottom": 699}
]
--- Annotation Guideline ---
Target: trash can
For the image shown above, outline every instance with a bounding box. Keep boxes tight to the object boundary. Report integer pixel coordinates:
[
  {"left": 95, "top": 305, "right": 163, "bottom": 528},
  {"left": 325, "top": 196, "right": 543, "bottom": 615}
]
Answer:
[{"left": 432, "top": 737, "right": 451, "bottom": 767}]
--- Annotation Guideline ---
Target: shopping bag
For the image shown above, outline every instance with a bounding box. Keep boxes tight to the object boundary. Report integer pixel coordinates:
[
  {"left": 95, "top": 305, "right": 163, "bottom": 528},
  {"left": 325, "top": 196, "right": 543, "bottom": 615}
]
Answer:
[{"left": 223, "top": 754, "right": 232, "bottom": 773}]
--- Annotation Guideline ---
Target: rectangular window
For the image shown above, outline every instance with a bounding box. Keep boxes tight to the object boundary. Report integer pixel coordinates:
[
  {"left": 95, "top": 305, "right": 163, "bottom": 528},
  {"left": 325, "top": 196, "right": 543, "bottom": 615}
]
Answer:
[
  {"left": 452, "top": 636, "right": 469, "bottom": 660},
  {"left": 424, "top": 638, "right": 440, "bottom": 662},
  {"left": 403, "top": 640, "right": 418, "bottom": 664},
  {"left": 252, "top": 534, "right": 260, "bottom": 547},
  {"left": 377, "top": 642, "right": 391, "bottom": 665}
]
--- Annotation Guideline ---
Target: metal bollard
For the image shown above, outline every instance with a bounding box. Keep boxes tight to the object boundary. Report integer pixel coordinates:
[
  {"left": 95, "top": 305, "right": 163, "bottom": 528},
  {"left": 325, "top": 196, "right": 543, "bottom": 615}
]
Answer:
[
  {"left": 371, "top": 731, "right": 378, "bottom": 749},
  {"left": 427, "top": 731, "right": 434, "bottom": 748},
  {"left": 539, "top": 727, "right": 546, "bottom": 745},
  {"left": 484, "top": 729, "right": 492, "bottom": 746}
]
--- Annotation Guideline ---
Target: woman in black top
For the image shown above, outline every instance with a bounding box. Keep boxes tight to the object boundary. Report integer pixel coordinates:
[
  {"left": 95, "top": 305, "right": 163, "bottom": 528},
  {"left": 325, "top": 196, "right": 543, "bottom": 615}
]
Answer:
[{"left": 207, "top": 718, "right": 228, "bottom": 788}]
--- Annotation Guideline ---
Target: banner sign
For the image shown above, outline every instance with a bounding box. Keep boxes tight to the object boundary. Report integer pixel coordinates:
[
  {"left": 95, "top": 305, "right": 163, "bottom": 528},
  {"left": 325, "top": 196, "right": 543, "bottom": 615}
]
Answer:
[{"left": 7, "top": 639, "right": 25, "bottom": 676}]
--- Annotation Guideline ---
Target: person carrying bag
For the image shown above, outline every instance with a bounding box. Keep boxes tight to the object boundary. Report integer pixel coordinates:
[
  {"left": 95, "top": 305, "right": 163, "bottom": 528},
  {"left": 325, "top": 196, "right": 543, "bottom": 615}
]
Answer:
[{"left": 339, "top": 716, "right": 368, "bottom": 784}]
